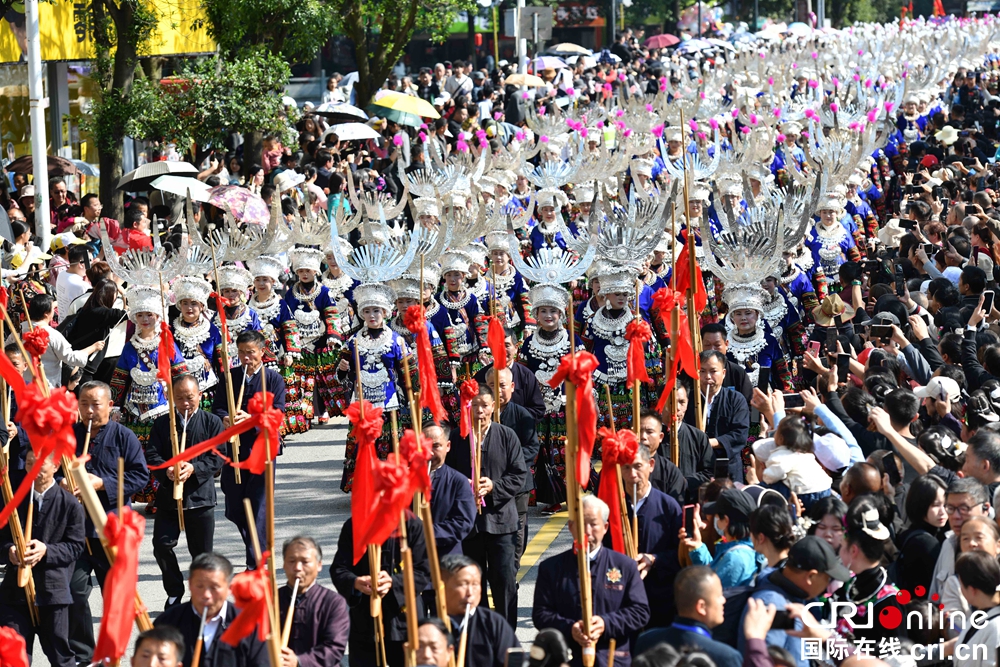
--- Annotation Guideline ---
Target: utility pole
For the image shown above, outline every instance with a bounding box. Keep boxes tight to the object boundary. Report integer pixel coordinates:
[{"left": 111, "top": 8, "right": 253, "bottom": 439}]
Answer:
[
  {"left": 517, "top": 0, "right": 527, "bottom": 74},
  {"left": 25, "top": 0, "right": 50, "bottom": 251}
]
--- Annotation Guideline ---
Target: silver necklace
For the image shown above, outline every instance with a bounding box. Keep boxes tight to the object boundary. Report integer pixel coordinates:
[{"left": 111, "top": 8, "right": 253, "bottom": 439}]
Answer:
[
  {"left": 172, "top": 316, "right": 211, "bottom": 348},
  {"left": 251, "top": 293, "right": 281, "bottom": 322},
  {"left": 590, "top": 307, "right": 631, "bottom": 342},
  {"left": 727, "top": 327, "right": 766, "bottom": 362},
  {"left": 323, "top": 273, "right": 353, "bottom": 300},
  {"left": 130, "top": 332, "right": 159, "bottom": 352},
  {"left": 529, "top": 328, "right": 569, "bottom": 357},
  {"left": 294, "top": 281, "right": 321, "bottom": 306},
  {"left": 440, "top": 290, "right": 472, "bottom": 311}
]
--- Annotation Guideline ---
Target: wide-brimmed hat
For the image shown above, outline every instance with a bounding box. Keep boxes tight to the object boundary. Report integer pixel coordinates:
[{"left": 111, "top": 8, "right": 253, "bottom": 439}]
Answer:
[
  {"left": 812, "top": 294, "right": 855, "bottom": 326},
  {"left": 935, "top": 126, "right": 959, "bottom": 146}
]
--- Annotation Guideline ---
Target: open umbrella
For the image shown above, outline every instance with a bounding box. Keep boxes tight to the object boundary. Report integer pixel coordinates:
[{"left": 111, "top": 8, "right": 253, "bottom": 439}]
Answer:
[
  {"left": 371, "top": 90, "right": 441, "bottom": 119},
  {"left": 532, "top": 56, "right": 567, "bottom": 71},
  {"left": 505, "top": 73, "right": 546, "bottom": 87},
  {"left": 707, "top": 37, "right": 736, "bottom": 51},
  {"left": 207, "top": 185, "right": 269, "bottom": 226},
  {"left": 314, "top": 102, "right": 369, "bottom": 124},
  {"left": 0, "top": 205, "right": 12, "bottom": 244},
  {"left": 786, "top": 22, "right": 812, "bottom": 36},
  {"left": 367, "top": 106, "right": 423, "bottom": 128},
  {"left": 339, "top": 72, "right": 359, "bottom": 88},
  {"left": 644, "top": 33, "right": 680, "bottom": 49},
  {"left": 117, "top": 161, "right": 198, "bottom": 192},
  {"left": 323, "top": 123, "right": 382, "bottom": 142},
  {"left": 151, "top": 175, "right": 212, "bottom": 202},
  {"left": 675, "top": 38, "right": 714, "bottom": 54},
  {"left": 565, "top": 55, "right": 599, "bottom": 70},
  {"left": 546, "top": 43, "right": 592, "bottom": 56},
  {"left": 70, "top": 160, "right": 100, "bottom": 177},
  {"left": 6, "top": 155, "right": 77, "bottom": 176}
]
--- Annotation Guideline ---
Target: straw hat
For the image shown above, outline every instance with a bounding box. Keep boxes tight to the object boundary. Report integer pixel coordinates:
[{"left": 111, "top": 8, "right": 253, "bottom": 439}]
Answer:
[{"left": 812, "top": 294, "right": 855, "bottom": 326}]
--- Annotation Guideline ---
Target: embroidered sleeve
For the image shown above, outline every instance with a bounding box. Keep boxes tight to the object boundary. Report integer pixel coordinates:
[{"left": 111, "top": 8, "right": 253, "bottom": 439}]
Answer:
[{"left": 282, "top": 320, "right": 302, "bottom": 358}]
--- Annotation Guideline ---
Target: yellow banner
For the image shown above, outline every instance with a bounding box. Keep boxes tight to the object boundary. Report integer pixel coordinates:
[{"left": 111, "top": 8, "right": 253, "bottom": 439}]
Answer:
[{"left": 0, "top": 0, "right": 215, "bottom": 64}]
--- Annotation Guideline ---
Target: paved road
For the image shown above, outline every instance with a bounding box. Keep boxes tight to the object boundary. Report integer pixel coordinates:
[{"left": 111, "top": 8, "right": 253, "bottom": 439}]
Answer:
[{"left": 27, "top": 417, "right": 573, "bottom": 666}]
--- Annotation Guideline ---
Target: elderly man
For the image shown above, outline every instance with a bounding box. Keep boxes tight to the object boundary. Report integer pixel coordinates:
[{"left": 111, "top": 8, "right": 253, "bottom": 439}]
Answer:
[
  {"left": 278, "top": 536, "right": 349, "bottom": 667},
  {"left": 67, "top": 380, "right": 148, "bottom": 664},
  {"left": 155, "top": 553, "right": 269, "bottom": 667},
  {"left": 423, "top": 423, "right": 476, "bottom": 556},
  {"left": 0, "top": 449, "right": 85, "bottom": 667},
  {"left": 441, "top": 554, "right": 519, "bottom": 667},
  {"left": 533, "top": 495, "right": 650, "bottom": 667},
  {"left": 146, "top": 374, "right": 225, "bottom": 607},
  {"left": 413, "top": 619, "right": 455, "bottom": 667}
]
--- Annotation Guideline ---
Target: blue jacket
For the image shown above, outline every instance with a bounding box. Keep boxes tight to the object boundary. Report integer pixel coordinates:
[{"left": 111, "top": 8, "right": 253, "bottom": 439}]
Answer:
[
  {"left": 737, "top": 569, "right": 814, "bottom": 667},
  {"left": 689, "top": 539, "right": 763, "bottom": 589}
]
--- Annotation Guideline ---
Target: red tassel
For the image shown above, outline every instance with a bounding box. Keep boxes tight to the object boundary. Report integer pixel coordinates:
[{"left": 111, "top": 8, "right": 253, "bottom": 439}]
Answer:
[
  {"left": 346, "top": 401, "right": 384, "bottom": 564},
  {"left": 625, "top": 319, "right": 653, "bottom": 386},
  {"left": 157, "top": 321, "right": 177, "bottom": 385},
  {"left": 93, "top": 508, "right": 145, "bottom": 664},
  {"left": 487, "top": 316, "right": 507, "bottom": 370},
  {"left": 403, "top": 305, "right": 447, "bottom": 425},
  {"left": 0, "top": 627, "right": 29, "bottom": 667},
  {"left": 650, "top": 288, "right": 700, "bottom": 414},
  {"left": 211, "top": 292, "right": 231, "bottom": 345},
  {"left": 22, "top": 328, "right": 49, "bottom": 361},
  {"left": 0, "top": 287, "right": 9, "bottom": 314},
  {"left": 458, "top": 380, "right": 479, "bottom": 438},
  {"left": 399, "top": 429, "right": 433, "bottom": 499},
  {"left": 220, "top": 558, "right": 272, "bottom": 646},
  {"left": 547, "top": 352, "right": 599, "bottom": 487},
  {"left": 595, "top": 428, "right": 639, "bottom": 553}
]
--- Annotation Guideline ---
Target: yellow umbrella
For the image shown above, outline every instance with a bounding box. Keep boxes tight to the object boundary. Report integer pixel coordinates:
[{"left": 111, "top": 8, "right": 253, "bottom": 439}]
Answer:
[
  {"left": 371, "top": 90, "right": 441, "bottom": 119},
  {"left": 505, "top": 73, "right": 546, "bottom": 87}
]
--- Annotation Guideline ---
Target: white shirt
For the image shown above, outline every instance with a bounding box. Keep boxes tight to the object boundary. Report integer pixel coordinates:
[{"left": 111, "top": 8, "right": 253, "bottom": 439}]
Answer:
[
  {"left": 32, "top": 480, "right": 55, "bottom": 512},
  {"left": 8, "top": 322, "right": 90, "bottom": 389},
  {"left": 633, "top": 482, "right": 653, "bottom": 515},
  {"left": 199, "top": 601, "right": 228, "bottom": 651},
  {"left": 588, "top": 545, "right": 601, "bottom": 561},
  {"left": 56, "top": 270, "right": 88, "bottom": 320}
]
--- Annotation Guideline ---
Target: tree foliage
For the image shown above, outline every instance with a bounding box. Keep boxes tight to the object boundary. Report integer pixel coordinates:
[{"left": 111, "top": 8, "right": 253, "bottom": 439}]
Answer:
[
  {"left": 330, "top": 0, "right": 477, "bottom": 107},
  {"left": 201, "top": 0, "right": 337, "bottom": 63},
  {"left": 128, "top": 52, "right": 294, "bottom": 152}
]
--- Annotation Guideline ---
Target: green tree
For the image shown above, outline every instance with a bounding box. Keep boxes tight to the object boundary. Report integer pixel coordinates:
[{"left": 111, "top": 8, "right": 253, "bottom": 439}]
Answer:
[
  {"left": 84, "top": 0, "right": 158, "bottom": 222},
  {"left": 330, "top": 0, "right": 477, "bottom": 108}
]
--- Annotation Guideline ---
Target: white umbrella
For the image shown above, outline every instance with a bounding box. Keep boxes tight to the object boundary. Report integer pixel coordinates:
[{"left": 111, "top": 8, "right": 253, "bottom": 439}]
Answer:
[
  {"left": 323, "top": 123, "right": 382, "bottom": 142},
  {"left": 71, "top": 160, "right": 100, "bottom": 176},
  {"left": 314, "top": 102, "right": 368, "bottom": 123},
  {"left": 151, "top": 175, "right": 212, "bottom": 202},
  {"left": 117, "top": 161, "right": 199, "bottom": 192},
  {"left": 339, "top": 72, "right": 360, "bottom": 88},
  {"left": 566, "top": 55, "right": 598, "bottom": 69}
]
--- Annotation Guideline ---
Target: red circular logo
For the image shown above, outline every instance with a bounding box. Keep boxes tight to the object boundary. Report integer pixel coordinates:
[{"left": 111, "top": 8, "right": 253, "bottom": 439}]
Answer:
[
  {"left": 896, "top": 590, "right": 912, "bottom": 604},
  {"left": 879, "top": 607, "right": 903, "bottom": 630},
  {"left": 914, "top": 586, "right": 926, "bottom": 596}
]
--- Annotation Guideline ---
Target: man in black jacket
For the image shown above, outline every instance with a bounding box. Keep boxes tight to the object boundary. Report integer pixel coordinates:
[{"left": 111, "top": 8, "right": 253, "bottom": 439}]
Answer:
[
  {"left": 331, "top": 516, "right": 430, "bottom": 667},
  {"left": 446, "top": 384, "right": 527, "bottom": 629},
  {"left": 474, "top": 329, "right": 546, "bottom": 420},
  {"left": 155, "top": 553, "right": 269, "bottom": 667},
  {"left": 658, "top": 379, "right": 717, "bottom": 501},
  {"left": 488, "top": 366, "right": 540, "bottom": 568},
  {"left": 212, "top": 331, "right": 287, "bottom": 570},
  {"left": 147, "top": 374, "right": 225, "bottom": 607},
  {"left": 0, "top": 450, "right": 85, "bottom": 667},
  {"left": 441, "top": 554, "right": 518, "bottom": 667},
  {"left": 683, "top": 352, "right": 750, "bottom": 483}
]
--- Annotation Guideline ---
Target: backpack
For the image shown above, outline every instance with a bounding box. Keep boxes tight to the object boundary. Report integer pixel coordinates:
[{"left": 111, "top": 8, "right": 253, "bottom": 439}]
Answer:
[{"left": 711, "top": 544, "right": 761, "bottom": 648}]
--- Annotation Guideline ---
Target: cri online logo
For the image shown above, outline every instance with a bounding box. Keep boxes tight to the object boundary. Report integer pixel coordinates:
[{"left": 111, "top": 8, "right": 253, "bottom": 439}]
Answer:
[{"left": 804, "top": 586, "right": 991, "bottom": 631}]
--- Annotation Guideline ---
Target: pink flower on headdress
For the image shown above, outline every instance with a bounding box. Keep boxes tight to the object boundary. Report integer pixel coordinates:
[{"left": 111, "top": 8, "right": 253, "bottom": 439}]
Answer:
[
  {"left": 749, "top": 114, "right": 758, "bottom": 125},
  {"left": 829, "top": 103, "right": 839, "bottom": 113},
  {"left": 807, "top": 79, "right": 818, "bottom": 89},
  {"left": 731, "top": 107, "right": 740, "bottom": 118},
  {"left": 616, "top": 109, "right": 625, "bottom": 117},
  {"left": 566, "top": 87, "right": 576, "bottom": 97},
  {"left": 697, "top": 131, "right": 706, "bottom": 141},
  {"left": 476, "top": 130, "right": 487, "bottom": 142},
  {"left": 540, "top": 135, "right": 549, "bottom": 143},
  {"left": 456, "top": 139, "right": 469, "bottom": 152},
  {"left": 867, "top": 109, "right": 878, "bottom": 123},
  {"left": 773, "top": 108, "right": 781, "bottom": 118},
  {"left": 709, "top": 117, "right": 719, "bottom": 130},
  {"left": 740, "top": 126, "right": 751, "bottom": 134},
  {"left": 652, "top": 124, "right": 664, "bottom": 138},
  {"left": 832, "top": 77, "right": 840, "bottom": 88},
  {"left": 538, "top": 106, "right": 546, "bottom": 116},
  {"left": 811, "top": 51, "right": 818, "bottom": 59},
  {"left": 801, "top": 130, "right": 810, "bottom": 138},
  {"left": 791, "top": 63, "right": 797, "bottom": 69},
  {"left": 418, "top": 131, "right": 427, "bottom": 142},
  {"left": 884, "top": 102, "right": 895, "bottom": 113},
  {"left": 768, "top": 76, "right": 774, "bottom": 86},
  {"left": 515, "top": 130, "right": 526, "bottom": 142},
  {"left": 776, "top": 133, "right": 786, "bottom": 142},
  {"left": 853, "top": 74, "right": 860, "bottom": 81},
  {"left": 623, "top": 128, "right": 633, "bottom": 138},
  {"left": 645, "top": 103, "right": 654, "bottom": 112},
  {"left": 689, "top": 119, "right": 698, "bottom": 131},
  {"left": 392, "top": 134, "right": 403, "bottom": 147}
]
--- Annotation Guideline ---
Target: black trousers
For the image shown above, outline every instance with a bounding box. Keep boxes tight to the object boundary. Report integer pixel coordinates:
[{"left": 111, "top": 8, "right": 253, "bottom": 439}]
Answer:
[
  {"left": 0, "top": 603, "right": 73, "bottom": 667},
  {"left": 69, "top": 537, "right": 110, "bottom": 664},
  {"left": 514, "top": 492, "right": 529, "bottom": 570},
  {"left": 348, "top": 637, "right": 405, "bottom": 667},
  {"left": 462, "top": 530, "right": 518, "bottom": 628},
  {"left": 152, "top": 504, "right": 216, "bottom": 598},
  {"left": 221, "top": 465, "right": 269, "bottom": 569}
]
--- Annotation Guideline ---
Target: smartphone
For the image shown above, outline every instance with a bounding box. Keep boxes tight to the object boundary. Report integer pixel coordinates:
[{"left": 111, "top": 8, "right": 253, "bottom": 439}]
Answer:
[
  {"left": 504, "top": 648, "right": 528, "bottom": 667},
  {"left": 782, "top": 393, "right": 805, "bottom": 409},
  {"left": 985, "top": 290, "right": 995, "bottom": 314},
  {"left": 923, "top": 243, "right": 937, "bottom": 256},
  {"left": 870, "top": 324, "right": 894, "bottom": 338},
  {"left": 837, "top": 353, "right": 851, "bottom": 378},
  {"left": 714, "top": 457, "right": 730, "bottom": 479},
  {"left": 899, "top": 219, "right": 917, "bottom": 230},
  {"left": 684, "top": 504, "right": 697, "bottom": 534},
  {"left": 771, "top": 610, "right": 798, "bottom": 631},
  {"left": 807, "top": 340, "right": 822, "bottom": 357},
  {"left": 933, "top": 185, "right": 944, "bottom": 198},
  {"left": 893, "top": 200, "right": 901, "bottom": 215},
  {"left": 884, "top": 453, "right": 902, "bottom": 487},
  {"left": 966, "top": 190, "right": 975, "bottom": 203},
  {"left": 825, "top": 328, "right": 839, "bottom": 355},
  {"left": 895, "top": 265, "right": 907, "bottom": 298}
]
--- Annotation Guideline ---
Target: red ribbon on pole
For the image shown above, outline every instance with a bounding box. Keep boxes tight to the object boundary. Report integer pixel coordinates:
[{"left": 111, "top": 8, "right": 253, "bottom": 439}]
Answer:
[
  {"left": 399, "top": 428, "right": 433, "bottom": 500},
  {"left": 650, "top": 289, "right": 700, "bottom": 413},
  {"left": 346, "top": 401, "right": 384, "bottom": 564},
  {"left": 0, "top": 385, "right": 78, "bottom": 528},
  {"left": 403, "top": 305, "right": 447, "bottom": 425},
  {"left": 595, "top": 428, "right": 639, "bottom": 553},
  {"left": 625, "top": 319, "right": 653, "bottom": 386},
  {"left": 149, "top": 391, "right": 283, "bottom": 476},
  {"left": 0, "top": 627, "right": 29, "bottom": 667},
  {"left": 220, "top": 557, "right": 273, "bottom": 646},
  {"left": 674, "top": 230, "right": 707, "bottom": 314},
  {"left": 458, "top": 380, "right": 479, "bottom": 438},
  {"left": 487, "top": 315, "right": 508, "bottom": 370},
  {"left": 93, "top": 507, "right": 145, "bottom": 665},
  {"left": 21, "top": 328, "right": 49, "bottom": 362},
  {"left": 157, "top": 322, "right": 178, "bottom": 385},
  {"left": 355, "top": 460, "right": 418, "bottom": 551},
  {"left": 547, "top": 352, "right": 599, "bottom": 487}
]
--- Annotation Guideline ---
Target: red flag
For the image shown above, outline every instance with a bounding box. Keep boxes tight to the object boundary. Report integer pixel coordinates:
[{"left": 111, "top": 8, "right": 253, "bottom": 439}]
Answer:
[
  {"left": 157, "top": 321, "right": 177, "bottom": 385},
  {"left": 674, "top": 230, "right": 707, "bottom": 314},
  {"left": 487, "top": 316, "right": 508, "bottom": 370},
  {"left": 547, "top": 352, "right": 600, "bottom": 487},
  {"left": 220, "top": 560, "right": 272, "bottom": 646},
  {"left": 650, "top": 289, "right": 700, "bottom": 414},
  {"left": 458, "top": 380, "right": 479, "bottom": 438},
  {"left": 0, "top": 385, "right": 78, "bottom": 528},
  {"left": 0, "top": 627, "right": 28, "bottom": 667},
  {"left": 399, "top": 428, "right": 433, "bottom": 499},
  {"left": 355, "top": 459, "right": 418, "bottom": 551},
  {"left": 93, "top": 508, "right": 145, "bottom": 664},
  {"left": 595, "top": 428, "right": 639, "bottom": 553},
  {"left": 403, "top": 305, "right": 447, "bottom": 425},
  {"left": 0, "top": 287, "right": 9, "bottom": 314},
  {"left": 624, "top": 320, "right": 653, "bottom": 386},
  {"left": 345, "top": 401, "right": 384, "bottom": 564}
]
